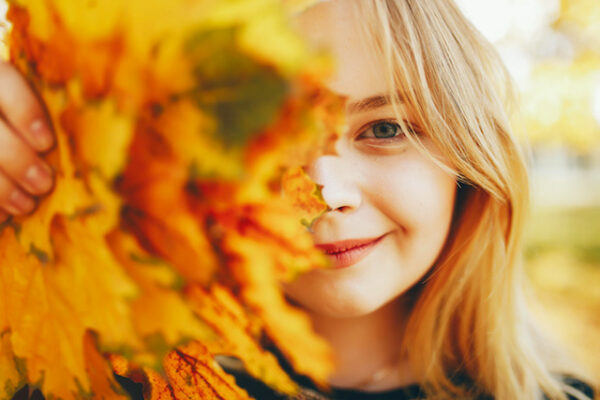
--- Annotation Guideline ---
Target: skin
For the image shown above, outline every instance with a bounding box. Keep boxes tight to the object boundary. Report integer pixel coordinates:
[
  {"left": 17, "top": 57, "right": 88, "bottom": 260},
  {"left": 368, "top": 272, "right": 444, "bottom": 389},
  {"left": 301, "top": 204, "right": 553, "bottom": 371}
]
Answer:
[
  {"left": 283, "top": 1, "right": 458, "bottom": 391},
  {"left": 0, "top": 0, "right": 456, "bottom": 391},
  {"left": 0, "top": 60, "right": 54, "bottom": 222}
]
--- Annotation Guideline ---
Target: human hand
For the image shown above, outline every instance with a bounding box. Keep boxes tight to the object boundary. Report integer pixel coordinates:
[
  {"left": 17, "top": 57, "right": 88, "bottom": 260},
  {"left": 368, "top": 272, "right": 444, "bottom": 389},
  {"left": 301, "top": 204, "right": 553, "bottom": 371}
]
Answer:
[{"left": 0, "top": 60, "right": 55, "bottom": 223}]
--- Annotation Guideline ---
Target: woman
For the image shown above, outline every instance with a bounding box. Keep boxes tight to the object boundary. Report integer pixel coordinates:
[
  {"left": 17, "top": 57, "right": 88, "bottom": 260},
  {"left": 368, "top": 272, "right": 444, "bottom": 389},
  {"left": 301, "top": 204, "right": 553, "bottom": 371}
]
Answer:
[{"left": 0, "top": 0, "right": 594, "bottom": 399}]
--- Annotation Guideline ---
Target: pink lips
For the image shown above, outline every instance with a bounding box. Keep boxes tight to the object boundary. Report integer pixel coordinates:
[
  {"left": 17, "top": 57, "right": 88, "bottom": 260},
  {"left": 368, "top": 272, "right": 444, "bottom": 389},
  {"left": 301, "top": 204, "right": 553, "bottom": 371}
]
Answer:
[{"left": 315, "top": 235, "right": 386, "bottom": 269}]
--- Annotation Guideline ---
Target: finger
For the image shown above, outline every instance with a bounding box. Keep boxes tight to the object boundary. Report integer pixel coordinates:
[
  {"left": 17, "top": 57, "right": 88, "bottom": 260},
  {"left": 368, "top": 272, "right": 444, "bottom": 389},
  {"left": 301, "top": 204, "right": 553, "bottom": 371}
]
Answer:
[
  {"left": 0, "top": 60, "right": 54, "bottom": 152},
  {"left": 0, "top": 171, "right": 36, "bottom": 216},
  {"left": 0, "top": 118, "right": 54, "bottom": 196}
]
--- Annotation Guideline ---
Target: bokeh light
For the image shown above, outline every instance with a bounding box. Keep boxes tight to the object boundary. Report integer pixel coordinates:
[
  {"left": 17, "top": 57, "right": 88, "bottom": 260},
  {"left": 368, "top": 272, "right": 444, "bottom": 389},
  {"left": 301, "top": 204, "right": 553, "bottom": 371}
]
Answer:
[{"left": 460, "top": 0, "right": 600, "bottom": 381}]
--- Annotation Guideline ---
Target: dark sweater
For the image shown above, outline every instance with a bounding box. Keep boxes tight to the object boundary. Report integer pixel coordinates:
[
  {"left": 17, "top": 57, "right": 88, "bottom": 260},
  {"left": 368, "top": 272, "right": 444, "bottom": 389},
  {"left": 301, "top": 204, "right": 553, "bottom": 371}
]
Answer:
[{"left": 217, "top": 364, "right": 594, "bottom": 400}]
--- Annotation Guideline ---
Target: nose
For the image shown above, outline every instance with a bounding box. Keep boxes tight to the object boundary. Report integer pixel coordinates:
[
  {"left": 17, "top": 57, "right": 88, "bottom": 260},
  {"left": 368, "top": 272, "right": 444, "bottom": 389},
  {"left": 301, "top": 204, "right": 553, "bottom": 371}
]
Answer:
[{"left": 308, "top": 155, "right": 361, "bottom": 213}]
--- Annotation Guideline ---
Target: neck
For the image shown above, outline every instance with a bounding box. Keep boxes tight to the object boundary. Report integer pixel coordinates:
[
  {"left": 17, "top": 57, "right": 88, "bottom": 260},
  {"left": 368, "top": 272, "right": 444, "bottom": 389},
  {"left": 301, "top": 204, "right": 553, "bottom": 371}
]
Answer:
[{"left": 308, "top": 295, "right": 417, "bottom": 392}]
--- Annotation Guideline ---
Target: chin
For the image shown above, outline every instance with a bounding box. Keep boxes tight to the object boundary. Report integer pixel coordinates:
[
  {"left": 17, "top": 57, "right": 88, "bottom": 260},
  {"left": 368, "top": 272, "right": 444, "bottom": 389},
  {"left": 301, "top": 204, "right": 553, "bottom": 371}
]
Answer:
[
  {"left": 318, "top": 299, "right": 385, "bottom": 318},
  {"left": 283, "top": 276, "right": 391, "bottom": 318}
]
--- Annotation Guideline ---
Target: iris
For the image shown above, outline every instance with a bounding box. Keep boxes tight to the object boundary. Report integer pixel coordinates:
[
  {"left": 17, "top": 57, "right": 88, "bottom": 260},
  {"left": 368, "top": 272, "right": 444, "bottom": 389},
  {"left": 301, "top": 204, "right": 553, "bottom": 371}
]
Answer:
[{"left": 371, "top": 122, "right": 400, "bottom": 138}]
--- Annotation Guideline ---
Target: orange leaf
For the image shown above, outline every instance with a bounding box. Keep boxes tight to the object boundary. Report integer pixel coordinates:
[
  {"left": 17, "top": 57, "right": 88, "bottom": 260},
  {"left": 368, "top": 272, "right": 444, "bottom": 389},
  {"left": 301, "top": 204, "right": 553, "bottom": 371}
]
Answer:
[
  {"left": 109, "top": 354, "right": 176, "bottom": 400},
  {"left": 4, "top": 1, "right": 345, "bottom": 398},
  {"left": 282, "top": 166, "right": 328, "bottom": 228},
  {"left": 120, "top": 206, "right": 217, "bottom": 285},
  {"left": 0, "top": 217, "right": 138, "bottom": 399},
  {"left": 163, "top": 341, "right": 252, "bottom": 400},
  {"left": 186, "top": 284, "right": 298, "bottom": 395},
  {"left": 106, "top": 229, "right": 215, "bottom": 368},
  {"left": 223, "top": 232, "right": 334, "bottom": 388},
  {"left": 83, "top": 331, "right": 130, "bottom": 400},
  {"left": 0, "top": 331, "right": 23, "bottom": 399},
  {"left": 110, "top": 345, "right": 252, "bottom": 400}
]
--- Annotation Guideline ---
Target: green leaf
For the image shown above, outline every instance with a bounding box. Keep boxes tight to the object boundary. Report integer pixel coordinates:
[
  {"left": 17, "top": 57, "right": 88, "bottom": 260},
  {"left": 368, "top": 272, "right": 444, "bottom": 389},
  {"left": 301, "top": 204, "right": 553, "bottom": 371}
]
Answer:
[{"left": 186, "top": 27, "right": 288, "bottom": 147}]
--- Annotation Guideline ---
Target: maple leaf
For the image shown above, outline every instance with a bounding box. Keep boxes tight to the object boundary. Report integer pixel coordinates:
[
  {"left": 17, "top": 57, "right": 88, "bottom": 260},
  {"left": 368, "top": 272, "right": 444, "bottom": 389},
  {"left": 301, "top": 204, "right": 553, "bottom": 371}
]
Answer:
[
  {"left": 13, "top": 87, "right": 97, "bottom": 260},
  {"left": 83, "top": 331, "right": 130, "bottom": 400},
  {"left": 282, "top": 166, "right": 329, "bottom": 228},
  {"left": 240, "top": 80, "right": 345, "bottom": 204},
  {"left": 2, "top": 0, "right": 346, "bottom": 398},
  {"left": 105, "top": 229, "right": 215, "bottom": 369},
  {"left": 186, "top": 27, "right": 289, "bottom": 148},
  {"left": 185, "top": 284, "right": 298, "bottom": 395},
  {"left": 219, "top": 231, "right": 334, "bottom": 388},
  {"left": 0, "top": 332, "right": 24, "bottom": 399},
  {"left": 60, "top": 100, "right": 135, "bottom": 181},
  {"left": 164, "top": 341, "right": 252, "bottom": 400},
  {"left": 7, "top": 5, "right": 77, "bottom": 85},
  {"left": 110, "top": 342, "right": 254, "bottom": 400},
  {"left": 0, "top": 222, "right": 135, "bottom": 399},
  {"left": 109, "top": 353, "right": 175, "bottom": 400},
  {"left": 115, "top": 116, "right": 223, "bottom": 285},
  {"left": 150, "top": 99, "right": 244, "bottom": 181},
  {"left": 203, "top": 202, "right": 328, "bottom": 281},
  {"left": 120, "top": 205, "right": 218, "bottom": 286}
]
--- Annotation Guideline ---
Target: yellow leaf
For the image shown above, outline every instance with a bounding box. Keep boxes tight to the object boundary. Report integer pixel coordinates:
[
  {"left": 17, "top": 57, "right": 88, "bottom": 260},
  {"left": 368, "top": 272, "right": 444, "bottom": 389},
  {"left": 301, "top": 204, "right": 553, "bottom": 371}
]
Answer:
[
  {"left": 282, "top": 166, "right": 328, "bottom": 227},
  {"left": 106, "top": 230, "right": 215, "bottom": 361},
  {"left": 0, "top": 227, "right": 88, "bottom": 399},
  {"left": 224, "top": 233, "right": 333, "bottom": 387},
  {"left": 109, "top": 354, "right": 176, "bottom": 400},
  {"left": 186, "top": 284, "right": 298, "bottom": 394},
  {"left": 0, "top": 217, "right": 138, "bottom": 399},
  {"left": 163, "top": 341, "right": 252, "bottom": 400},
  {"left": 15, "top": 88, "right": 92, "bottom": 258},
  {"left": 0, "top": 332, "right": 23, "bottom": 399},
  {"left": 62, "top": 100, "right": 135, "bottom": 180},
  {"left": 4, "top": 0, "right": 342, "bottom": 398},
  {"left": 83, "top": 331, "right": 130, "bottom": 400},
  {"left": 52, "top": 0, "right": 121, "bottom": 41},
  {"left": 239, "top": 7, "right": 310, "bottom": 76}
]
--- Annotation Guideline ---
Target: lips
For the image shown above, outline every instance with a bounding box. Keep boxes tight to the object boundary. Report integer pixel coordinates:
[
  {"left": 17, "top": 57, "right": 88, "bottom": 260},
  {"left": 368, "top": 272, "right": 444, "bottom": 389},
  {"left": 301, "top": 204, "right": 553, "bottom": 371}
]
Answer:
[{"left": 315, "top": 234, "right": 386, "bottom": 269}]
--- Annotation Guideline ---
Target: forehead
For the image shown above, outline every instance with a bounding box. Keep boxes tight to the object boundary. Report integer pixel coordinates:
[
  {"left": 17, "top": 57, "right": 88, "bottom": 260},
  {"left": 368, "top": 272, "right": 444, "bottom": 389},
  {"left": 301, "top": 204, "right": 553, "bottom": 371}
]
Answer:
[{"left": 294, "top": 0, "right": 390, "bottom": 101}]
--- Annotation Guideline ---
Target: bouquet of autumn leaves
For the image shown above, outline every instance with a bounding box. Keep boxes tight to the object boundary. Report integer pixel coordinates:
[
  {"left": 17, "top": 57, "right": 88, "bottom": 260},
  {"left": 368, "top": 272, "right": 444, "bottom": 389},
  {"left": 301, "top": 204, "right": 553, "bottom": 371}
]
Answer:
[{"left": 0, "top": 1, "right": 345, "bottom": 398}]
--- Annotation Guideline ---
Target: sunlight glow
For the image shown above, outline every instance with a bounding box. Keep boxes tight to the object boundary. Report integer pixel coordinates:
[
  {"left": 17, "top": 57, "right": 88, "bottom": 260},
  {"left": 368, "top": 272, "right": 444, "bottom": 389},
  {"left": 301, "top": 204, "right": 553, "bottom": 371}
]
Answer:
[{"left": 592, "top": 82, "right": 600, "bottom": 125}]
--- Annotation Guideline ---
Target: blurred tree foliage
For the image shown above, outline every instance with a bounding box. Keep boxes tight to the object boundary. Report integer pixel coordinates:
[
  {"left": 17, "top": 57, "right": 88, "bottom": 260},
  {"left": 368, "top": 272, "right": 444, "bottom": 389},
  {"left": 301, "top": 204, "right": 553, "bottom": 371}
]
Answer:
[{"left": 516, "top": 0, "right": 600, "bottom": 150}]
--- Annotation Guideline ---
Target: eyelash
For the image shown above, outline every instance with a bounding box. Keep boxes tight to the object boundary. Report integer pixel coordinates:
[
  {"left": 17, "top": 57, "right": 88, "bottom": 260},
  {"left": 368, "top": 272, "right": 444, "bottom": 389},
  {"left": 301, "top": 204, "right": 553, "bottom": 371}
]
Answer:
[{"left": 356, "top": 120, "right": 419, "bottom": 142}]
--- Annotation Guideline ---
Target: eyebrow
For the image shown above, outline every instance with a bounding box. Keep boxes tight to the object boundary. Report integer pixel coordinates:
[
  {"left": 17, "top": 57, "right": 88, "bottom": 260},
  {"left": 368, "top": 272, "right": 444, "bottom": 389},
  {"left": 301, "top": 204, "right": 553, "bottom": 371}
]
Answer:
[{"left": 347, "top": 93, "right": 405, "bottom": 114}]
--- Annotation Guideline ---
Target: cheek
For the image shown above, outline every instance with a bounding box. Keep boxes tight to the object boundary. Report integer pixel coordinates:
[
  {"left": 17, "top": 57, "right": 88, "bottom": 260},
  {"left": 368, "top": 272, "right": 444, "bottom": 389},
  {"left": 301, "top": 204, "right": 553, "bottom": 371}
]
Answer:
[
  {"left": 284, "top": 148, "right": 457, "bottom": 318},
  {"left": 361, "top": 151, "right": 456, "bottom": 237}
]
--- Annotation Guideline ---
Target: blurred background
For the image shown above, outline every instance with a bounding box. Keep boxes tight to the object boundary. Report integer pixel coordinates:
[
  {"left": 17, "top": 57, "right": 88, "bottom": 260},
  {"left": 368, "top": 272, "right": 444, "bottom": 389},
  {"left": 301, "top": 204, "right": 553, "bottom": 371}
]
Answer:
[
  {"left": 458, "top": 0, "right": 600, "bottom": 381},
  {"left": 1, "top": 0, "right": 598, "bottom": 384}
]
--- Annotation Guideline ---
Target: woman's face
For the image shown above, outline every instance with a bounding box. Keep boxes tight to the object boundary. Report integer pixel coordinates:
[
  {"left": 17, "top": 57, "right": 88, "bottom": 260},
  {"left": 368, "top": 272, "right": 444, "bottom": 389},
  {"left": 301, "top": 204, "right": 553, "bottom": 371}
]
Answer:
[{"left": 283, "top": 1, "right": 457, "bottom": 317}]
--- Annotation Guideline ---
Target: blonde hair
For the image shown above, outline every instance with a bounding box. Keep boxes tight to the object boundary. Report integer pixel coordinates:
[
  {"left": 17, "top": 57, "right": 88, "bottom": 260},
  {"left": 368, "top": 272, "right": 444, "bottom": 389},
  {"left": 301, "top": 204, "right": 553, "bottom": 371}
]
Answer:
[{"left": 352, "top": 1, "right": 593, "bottom": 399}]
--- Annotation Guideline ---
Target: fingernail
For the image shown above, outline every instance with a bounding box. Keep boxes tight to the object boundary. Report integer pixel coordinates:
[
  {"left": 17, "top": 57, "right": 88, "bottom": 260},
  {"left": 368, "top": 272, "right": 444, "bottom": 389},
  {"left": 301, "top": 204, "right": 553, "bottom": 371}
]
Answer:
[
  {"left": 25, "top": 163, "right": 54, "bottom": 193},
  {"left": 30, "top": 119, "right": 53, "bottom": 150},
  {"left": 9, "top": 190, "right": 35, "bottom": 214}
]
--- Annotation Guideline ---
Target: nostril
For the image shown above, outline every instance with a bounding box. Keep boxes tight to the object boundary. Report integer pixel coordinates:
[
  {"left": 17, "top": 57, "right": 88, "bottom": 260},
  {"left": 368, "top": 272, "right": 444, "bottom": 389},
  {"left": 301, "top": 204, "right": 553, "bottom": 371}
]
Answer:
[
  {"left": 308, "top": 154, "right": 362, "bottom": 212},
  {"left": 334, "top": 205, "right": 353, "bottom": 213},
  {"left": 320, "top": 183, "right": 361, "bottom": 213}
]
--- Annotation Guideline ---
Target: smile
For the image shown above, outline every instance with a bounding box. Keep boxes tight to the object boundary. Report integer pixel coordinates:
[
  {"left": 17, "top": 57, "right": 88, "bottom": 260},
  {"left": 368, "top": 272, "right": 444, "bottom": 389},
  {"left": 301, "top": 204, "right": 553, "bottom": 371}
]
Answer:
[{"left": 315, "top": 234, "right": 387, "bottom": 269}]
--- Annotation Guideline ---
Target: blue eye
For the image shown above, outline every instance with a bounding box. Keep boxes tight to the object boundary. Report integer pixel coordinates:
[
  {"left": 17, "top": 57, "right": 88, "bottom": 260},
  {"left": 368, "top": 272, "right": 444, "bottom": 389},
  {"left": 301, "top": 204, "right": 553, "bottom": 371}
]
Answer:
[
  {"left": 356, "top": 120, "right": 420, "bottom": 143},
  {"left": 359, "top": 121, "right": 411, "bottom": 140},
  {"left": 370, "top": 122, "right": 400, "bottom": 138}
]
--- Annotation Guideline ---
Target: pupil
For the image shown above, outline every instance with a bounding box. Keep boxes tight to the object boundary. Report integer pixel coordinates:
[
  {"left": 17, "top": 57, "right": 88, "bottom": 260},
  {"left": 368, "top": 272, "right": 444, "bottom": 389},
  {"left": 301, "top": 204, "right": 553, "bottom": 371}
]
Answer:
[{"left": 373, "top": 122, "right": 397, "bottom": 138}]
